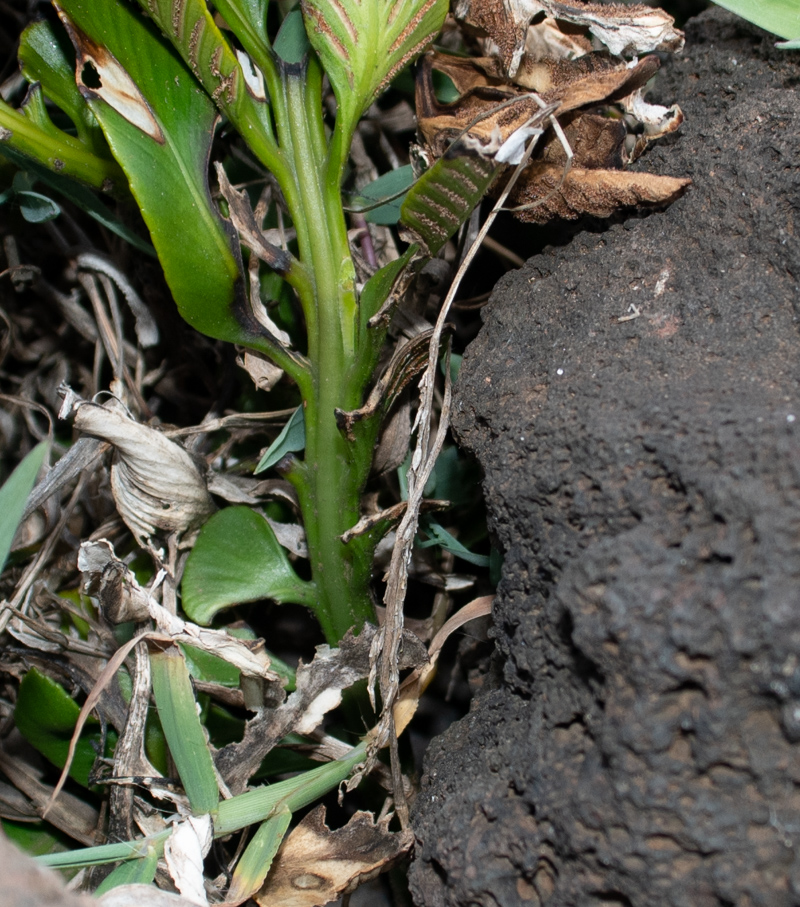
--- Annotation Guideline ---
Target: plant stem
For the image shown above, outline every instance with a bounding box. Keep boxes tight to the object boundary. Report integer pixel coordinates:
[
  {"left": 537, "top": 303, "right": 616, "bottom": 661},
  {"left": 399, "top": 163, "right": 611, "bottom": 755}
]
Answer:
[{"left": 280, "top": 65, "right": 375, "bottom": 643}]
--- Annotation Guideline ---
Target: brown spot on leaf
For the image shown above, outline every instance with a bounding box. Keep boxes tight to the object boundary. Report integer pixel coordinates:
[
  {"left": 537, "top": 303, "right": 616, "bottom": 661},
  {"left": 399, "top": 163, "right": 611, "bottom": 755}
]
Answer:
[{"left": 54, "top": 4, "right": 164, "bottom": 143}]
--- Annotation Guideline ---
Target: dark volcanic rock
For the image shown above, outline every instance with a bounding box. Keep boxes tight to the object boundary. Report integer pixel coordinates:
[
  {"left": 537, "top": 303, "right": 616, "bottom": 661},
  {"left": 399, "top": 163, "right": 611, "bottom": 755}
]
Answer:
[{"left": 410, "top": 9, "right": 800, "bottom": 907}]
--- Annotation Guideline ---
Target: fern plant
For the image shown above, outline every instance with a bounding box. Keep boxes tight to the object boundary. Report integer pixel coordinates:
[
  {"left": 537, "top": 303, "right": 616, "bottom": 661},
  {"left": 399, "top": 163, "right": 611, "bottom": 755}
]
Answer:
[{"left": 0, "top": 0, "right": 451, "bottom": 645}]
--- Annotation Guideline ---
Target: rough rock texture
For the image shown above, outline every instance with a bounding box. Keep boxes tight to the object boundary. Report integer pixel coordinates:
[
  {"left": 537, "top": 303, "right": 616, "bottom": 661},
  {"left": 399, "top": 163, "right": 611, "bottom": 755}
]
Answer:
[{"left": 410, "top": 10, "right": 800, "bottom": 907}]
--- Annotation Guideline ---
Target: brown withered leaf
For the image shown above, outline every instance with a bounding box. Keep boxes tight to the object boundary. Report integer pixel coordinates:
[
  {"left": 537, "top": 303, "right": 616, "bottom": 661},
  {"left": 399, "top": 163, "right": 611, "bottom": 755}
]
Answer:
[
  {"left": 414, "top": 53, "right": 546, "bottom": 160},
  {"left": 413, "top": 45, "right": 689, "bottom": 226},
  {"left": 454, "top": 0, "right": 683, "bottom": 77},
  {"left": 256, "top": 806, "right": 413, "bottom": 907},
  {"left": 540, "top": 112, "right": 627, "bottom": 170},
  {"left": 507, "top": 163, "right": 691, "bottom": 222}
]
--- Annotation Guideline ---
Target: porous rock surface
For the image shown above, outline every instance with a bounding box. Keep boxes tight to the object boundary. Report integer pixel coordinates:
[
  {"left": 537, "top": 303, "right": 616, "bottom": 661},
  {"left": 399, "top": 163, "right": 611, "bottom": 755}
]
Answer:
[{"left": 410, "top": 10, "right": 800, "bottom": 906}]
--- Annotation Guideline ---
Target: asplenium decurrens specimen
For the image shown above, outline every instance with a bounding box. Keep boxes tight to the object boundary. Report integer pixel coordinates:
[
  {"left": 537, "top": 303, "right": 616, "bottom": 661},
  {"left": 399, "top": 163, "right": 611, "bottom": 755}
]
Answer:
[{"left": 19, "top": 0, "right": 449, "bottom": 646}]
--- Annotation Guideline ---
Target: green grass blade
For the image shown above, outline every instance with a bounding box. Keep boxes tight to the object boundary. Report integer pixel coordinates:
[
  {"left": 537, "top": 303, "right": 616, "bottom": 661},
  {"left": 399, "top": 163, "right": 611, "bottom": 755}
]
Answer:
[
  {"left": 37, "top": 745, "right": 366, "bottom": 870},
  {"left": 228, "top": 808, "right": 291, "bottom": 904},
  {"left": 149, "top": 644, "right": 220, "bottom": 816},
  {"left": 713, "top": 0, "right": 800, "bottom": 39},
  {"left": 214, "top": 741, "right": 366, "bottom": 836},
  {"left": 93, "top": 846, "right": 159, "bottom": 895},
  {"left": 0, "top": 441, "right": 47, "bottom": 572},
  {"left": 37, "top": 832, "right": 171, "bottom": 869}
]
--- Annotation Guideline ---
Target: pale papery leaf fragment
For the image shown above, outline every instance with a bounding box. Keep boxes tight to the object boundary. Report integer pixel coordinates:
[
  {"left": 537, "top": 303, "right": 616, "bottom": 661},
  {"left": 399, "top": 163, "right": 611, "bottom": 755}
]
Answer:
[
  {"left": 164, "top": 814, "right": 213, "bottom": 906},
  {"left": 98, "top": 887, "right": 201, "bottom": 907},
  {"left": 78, "top": 539, "right": 280, "bottom": 683},
  {"left": 61, "top": 389, "right": 215, "bottom": 545}
]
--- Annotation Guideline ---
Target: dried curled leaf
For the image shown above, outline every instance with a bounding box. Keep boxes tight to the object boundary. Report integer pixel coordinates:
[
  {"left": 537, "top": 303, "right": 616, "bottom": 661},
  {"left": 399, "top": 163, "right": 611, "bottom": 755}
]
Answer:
[
  {"left": 78, "top": 540, "right": 280, "bottom": 683},
  {"left": 408, "top": 38, "right": 688, "bottom": 233},
  {"left": 61, "top": 390, "right": 214, "bottom": 545},
  {"left": 256, "top": 806, "right": 413, "bottom": 907},
  {"left": 454, "top": 0, "right": 684, "bottom": 77},
  {"left": 214, "top": 623, "right": 426, "bottom": 793},
  {"left": 507, "top": 164, "right": 691, "bottom": 222}
]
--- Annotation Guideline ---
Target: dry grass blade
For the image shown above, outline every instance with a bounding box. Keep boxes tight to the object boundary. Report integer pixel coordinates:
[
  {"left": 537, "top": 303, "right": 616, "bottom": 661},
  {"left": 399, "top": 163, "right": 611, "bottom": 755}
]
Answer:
[{"left": 365, "top": 111, "right": 553, "bottom": 816}]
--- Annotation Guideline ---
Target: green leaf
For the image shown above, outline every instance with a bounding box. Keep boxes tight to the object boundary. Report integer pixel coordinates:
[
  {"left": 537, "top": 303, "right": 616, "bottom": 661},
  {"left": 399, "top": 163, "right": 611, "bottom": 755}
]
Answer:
[
  {"left": 359, "top": 244, "right": 416, "bottom": 329},
  {"left": 149, "top": 644, "right": 220, "bottom": 815},
  {"left": 213, "top": 0, "right": 271, "bottom": 54},
  {"left": 777, "top": 38, "right": 800, "bottom": 48},
  {"left": 274, "top": 9, "right": 311, "bottom": 63},
  {"left": 14, "top": 667, "right": 116, "bottom": 788},
  {"left": 400, "top": 149, "right": 500, "bottom": 256},
  {"left": 712, "top": 0, "right": 800, "bottom": 39},
  {"left": 181, "top": 507, "right": 316, "bottom": 625},
  {"left": 18, "top": 20, "right": 109, "bottom": 156},
  {"left": 2, "top": 820, "right": 71, "bottom": 859},
  {"left": 53, "top": 0, "right": 279, "bottom": 354},
  {"left": 0, "top": 442, "right": 48, "bottom": 573},
  {"left": 417, "top": 519, "right": 490, "bottom": 568},
  {"left": 17, "top": 189, "right": 61, "bottom": 223},
  {"left": 180, "top": 643, "right": 241, "bottom": 688},
  {"left": 0, "top": 143, "right": 153, "bottom": 254},
  {"left": 346, "top": 164, "right": 414, "bottom": 225},
  {"left": 93, "top": 847, "right": 158, "bottom": 895},
  {"left": 255, "top": 406, "right": 306, "bottom": 473},
  {"left": 228, "top": 808, "right": 291, "bottom": 904},
  {"left": 0, "top": 96, "right": 123, "bottom": 192},
  {"left": 301, "top": 0, "right": 448, "bottom": 137}
]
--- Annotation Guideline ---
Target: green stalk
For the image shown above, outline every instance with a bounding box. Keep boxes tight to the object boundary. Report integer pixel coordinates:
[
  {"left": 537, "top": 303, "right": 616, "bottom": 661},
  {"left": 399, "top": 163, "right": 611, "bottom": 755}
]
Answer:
[
  {"left": 36, "top": 741, "right": 368, "bottom": 871},
  {"left": 277, "top": 64, "right": 375, "bottom": 643},
  {"left": 0, "top": 99, "right": 124, "bottom": 191}
]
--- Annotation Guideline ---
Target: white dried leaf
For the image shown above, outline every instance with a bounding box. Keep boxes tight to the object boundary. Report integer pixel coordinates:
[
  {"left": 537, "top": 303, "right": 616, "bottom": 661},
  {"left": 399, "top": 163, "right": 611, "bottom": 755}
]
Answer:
[
  {"left": 164, "top": 814, "right": 213, "bottom": 906},
  {"left": 295, "top": 687, "right": 344, "bottom": 735},
  {"left": 540, "top": 2, "right": 685, "bottom": 58},
  {"left": 99, "top": 886, "right": 200, "bottom": 907},
  {"left": 523, "top": 17, "right": 592, "bottom": 62},
  {"left": 495, "top": 123, "right": 545, "bottom": 164},
  {"left": 68, "top": 397, "right": 214, "bottom": 544},
  {"left": 266, "top": 517, "right": 307, "bottom": 558},
  {"left": 621, "top": 86, "right": 685, "bottom": 139}
]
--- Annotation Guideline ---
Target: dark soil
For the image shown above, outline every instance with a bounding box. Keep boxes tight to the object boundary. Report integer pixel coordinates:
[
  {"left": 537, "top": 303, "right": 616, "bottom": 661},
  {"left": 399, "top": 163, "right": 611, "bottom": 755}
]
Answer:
[{"left": 410, "top": 9, "right": 800, "bottom": 907}]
